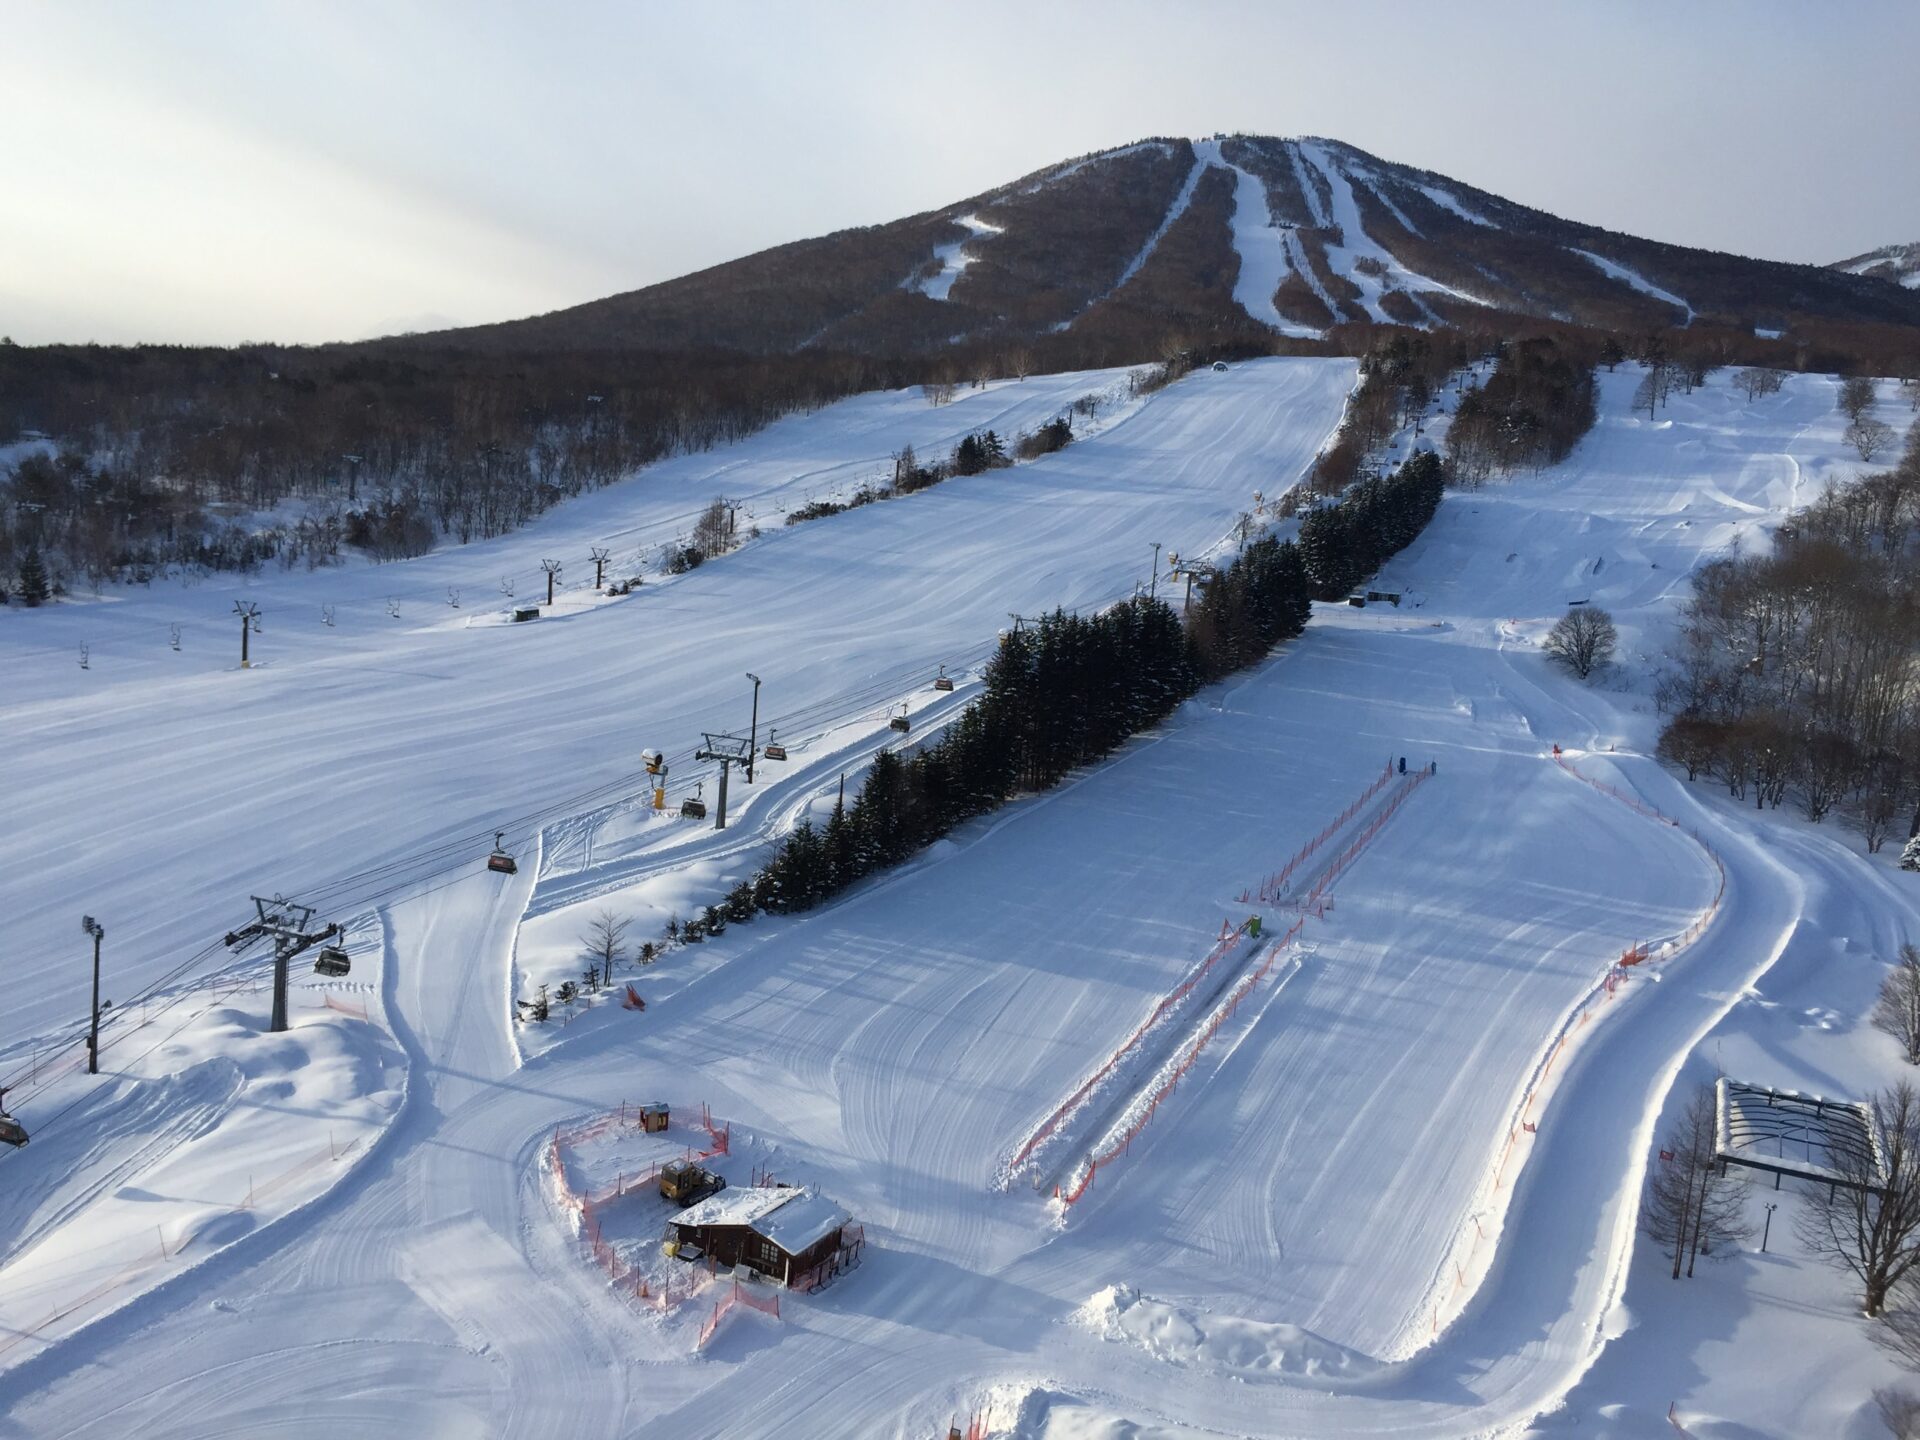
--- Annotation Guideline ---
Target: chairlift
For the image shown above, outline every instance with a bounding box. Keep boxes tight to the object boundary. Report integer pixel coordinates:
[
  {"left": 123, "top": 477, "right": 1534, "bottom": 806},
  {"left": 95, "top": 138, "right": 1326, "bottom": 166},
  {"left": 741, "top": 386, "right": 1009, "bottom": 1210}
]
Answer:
[
  {"left": 933, "top": 665, "right": 955, "bottom": 693},
  {"left": 889, "top": 707, "right": 911, "bottom": 734},
  {"left": 681, "top": 784, "right": 708, "bottom": 820},
  {"left": 0, "top": 1090, "right": 26, "bottom": 1148},
  {"left": 487, "top": 830, "right": 518, "bottom": 875},
  {"left": 313, "top": 945, "right": 352, "bottom": 979},
  {"left": 761, "top": 729, "right": 787, "bottom": 763}
]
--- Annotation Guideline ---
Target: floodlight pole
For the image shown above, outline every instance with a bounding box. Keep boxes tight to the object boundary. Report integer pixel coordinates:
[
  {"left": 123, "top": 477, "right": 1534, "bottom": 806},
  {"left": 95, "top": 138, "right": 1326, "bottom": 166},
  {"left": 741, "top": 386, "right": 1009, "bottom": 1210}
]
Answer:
[
  {"left": 746, "top": 673, "right": 761, "bottom": 784},
  {"left": 1150, "top": 542, "right": 1161, "bottom": 600},
  {"left": 1761, "top": 1201, "right": 1777, "bottom": 1253},
  {"left": 82, "top": 916, "right": 104, "bottom": 1075}
]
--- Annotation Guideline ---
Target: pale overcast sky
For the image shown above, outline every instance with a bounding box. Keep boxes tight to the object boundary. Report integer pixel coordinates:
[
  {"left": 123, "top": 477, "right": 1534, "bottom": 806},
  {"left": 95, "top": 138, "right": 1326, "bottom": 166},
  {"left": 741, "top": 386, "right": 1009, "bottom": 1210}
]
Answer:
[{"left": 4, "top": 1, "right": 1915, "bottom": 346}]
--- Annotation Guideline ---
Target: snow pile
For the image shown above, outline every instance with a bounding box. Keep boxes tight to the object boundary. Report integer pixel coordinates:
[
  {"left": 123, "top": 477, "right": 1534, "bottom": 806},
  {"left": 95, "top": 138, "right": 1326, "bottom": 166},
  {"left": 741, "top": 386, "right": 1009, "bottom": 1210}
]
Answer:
[{"left": 1076, "top": 1285, "right": 1381, "bottom": 1382}]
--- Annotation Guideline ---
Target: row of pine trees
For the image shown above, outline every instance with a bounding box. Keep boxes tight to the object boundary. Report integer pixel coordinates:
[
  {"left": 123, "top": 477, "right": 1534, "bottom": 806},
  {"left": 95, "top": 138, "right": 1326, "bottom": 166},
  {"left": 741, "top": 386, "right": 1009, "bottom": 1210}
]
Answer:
[{"left": 742, "top": 450, "right": 1447, "bottom": 915}]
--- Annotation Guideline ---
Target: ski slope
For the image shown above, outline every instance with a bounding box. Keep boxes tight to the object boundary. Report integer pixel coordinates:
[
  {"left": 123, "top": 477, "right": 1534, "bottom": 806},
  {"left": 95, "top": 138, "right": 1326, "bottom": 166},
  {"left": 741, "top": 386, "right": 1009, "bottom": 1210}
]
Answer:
[{"left": 0, "top": 365, "right": 1901, "bottom": 1438}]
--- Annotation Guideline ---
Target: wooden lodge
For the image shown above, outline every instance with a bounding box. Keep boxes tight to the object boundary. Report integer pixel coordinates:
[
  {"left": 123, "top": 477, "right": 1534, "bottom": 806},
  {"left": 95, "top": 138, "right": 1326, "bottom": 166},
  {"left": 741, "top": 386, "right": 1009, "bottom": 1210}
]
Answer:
[{"left": 667, "top": 1185, "right": 862, "bottom": 1289}]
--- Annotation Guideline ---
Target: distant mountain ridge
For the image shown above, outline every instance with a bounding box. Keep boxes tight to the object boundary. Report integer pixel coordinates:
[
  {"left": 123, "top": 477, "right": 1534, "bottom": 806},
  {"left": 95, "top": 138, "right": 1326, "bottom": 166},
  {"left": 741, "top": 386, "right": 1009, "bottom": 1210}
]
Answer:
[
  {"left": 1832, "top": 241, "right": 1920, "bottom": 290},
  {"left": 412, "top": 134, "right": 1920, "bottom": 357}
]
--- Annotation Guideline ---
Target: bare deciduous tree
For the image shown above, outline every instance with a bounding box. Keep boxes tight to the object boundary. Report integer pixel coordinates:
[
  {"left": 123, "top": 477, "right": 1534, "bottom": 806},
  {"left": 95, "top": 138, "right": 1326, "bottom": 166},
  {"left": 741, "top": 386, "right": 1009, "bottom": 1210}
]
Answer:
[
  {"left": 581, "top": 908, "right": 630, "bottom": 976},
  {"left": 1545, "top": 606, "right": 1617, "bottom": 679},
  {"left": 1850, "top": 415, "right": 1897, "bottom": 463},
  {"left": 1879, "top": 946, "right": 1920, "bottom": 1066},
  {"left": 690, "top": 498, "right": 733, "bottom": 559},
  {"left": 1799, "top": 1081, "right": 1920, "bottom": 1316},
  {"left": 1841, "top": 374, "right": 1879, "bottom": 423},
  {"left": 1641, "top": 1083, "right": 1752, "bottom": 1279},
  {"left": 1734, "top": 367, "right": 1786, "bottom": 401}
]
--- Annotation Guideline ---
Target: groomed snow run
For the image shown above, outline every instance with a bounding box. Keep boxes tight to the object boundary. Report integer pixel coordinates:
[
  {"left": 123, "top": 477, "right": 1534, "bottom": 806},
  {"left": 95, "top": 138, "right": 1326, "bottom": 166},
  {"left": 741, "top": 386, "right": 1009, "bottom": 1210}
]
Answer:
[
  {"left": 909, "top": 214, "right": 1005, "bottom": 301},
  {"left": 1570, "top": 247, "right": 1695, "bottom": 323},
  {"left": 0, "top": 364, "right": 1906, "bottom": 1439}
]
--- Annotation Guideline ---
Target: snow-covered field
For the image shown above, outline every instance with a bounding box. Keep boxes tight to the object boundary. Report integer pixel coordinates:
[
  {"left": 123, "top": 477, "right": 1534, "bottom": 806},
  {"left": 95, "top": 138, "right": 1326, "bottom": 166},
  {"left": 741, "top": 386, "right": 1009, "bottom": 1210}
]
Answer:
[{"left": 1, "top": 362, "right": 1912, "bottom": 1438}]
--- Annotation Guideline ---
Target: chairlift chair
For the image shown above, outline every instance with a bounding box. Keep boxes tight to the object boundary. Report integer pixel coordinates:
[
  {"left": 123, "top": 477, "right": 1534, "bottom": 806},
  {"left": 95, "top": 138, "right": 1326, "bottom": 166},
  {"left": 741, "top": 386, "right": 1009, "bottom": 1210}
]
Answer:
[
  {"left": 933, "top": 665, "right": 954, "bottom": 693},
  {"left": 0, "top": 1090, "right": 26, "bottom": 1148},
  {"left": 889, "top": 710, "right": 911, "bottom": 734},
  {"left": 681, "top": 785, "right": 708, "bottom": 820},
  {"left": 760, "top": 729, "right": 787, "bottom": 763},
  {"left": 313, "top": 945, "right": 352, "bottom": 979},
  {"left": 487, "top": 830, "right": 518, "bottom": 875}
]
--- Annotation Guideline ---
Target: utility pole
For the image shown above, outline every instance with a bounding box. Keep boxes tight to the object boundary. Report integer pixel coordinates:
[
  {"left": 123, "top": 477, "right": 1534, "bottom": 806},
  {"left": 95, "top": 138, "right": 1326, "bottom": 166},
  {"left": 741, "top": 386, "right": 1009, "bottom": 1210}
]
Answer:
[
  {"left": 342, "top": 452, "right": 363, "bottom": 504},
  {"left": 745, "top": 673, "right": 761, "bottom": 784},
  {"left": 1761, "top": 1201, "right": 1777, "bottom": 1253},
  {"left": 540, "top": 558, "right": 562, "bottom": 606},
  {"left": 1150, "top": 542, "right": 1161, "bottom": 600},
  {"left": 695, "top": 733, "right": 752, "bottom": 830},
  {"left": 224, "top": 896, "right": 339, "bottom": 1034},
  {"left": 590, "top": 547, "right": 610, "bottom": 591},
  {"left": 234, "top": 601, "right": 260, "bottom": 668},
  {"left": 82, "top": 916, "right": 104, "bottom": 1074}
]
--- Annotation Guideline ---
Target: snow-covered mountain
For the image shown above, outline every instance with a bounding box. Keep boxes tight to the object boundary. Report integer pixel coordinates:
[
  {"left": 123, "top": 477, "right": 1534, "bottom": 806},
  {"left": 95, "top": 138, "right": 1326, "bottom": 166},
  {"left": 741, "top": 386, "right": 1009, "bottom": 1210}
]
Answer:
[
  {"left": 1831, "top": 240, "right": 1920, "bottom": 289},
  {"left": 430, "top": 134, "right": 1920, "bottom": 356}
]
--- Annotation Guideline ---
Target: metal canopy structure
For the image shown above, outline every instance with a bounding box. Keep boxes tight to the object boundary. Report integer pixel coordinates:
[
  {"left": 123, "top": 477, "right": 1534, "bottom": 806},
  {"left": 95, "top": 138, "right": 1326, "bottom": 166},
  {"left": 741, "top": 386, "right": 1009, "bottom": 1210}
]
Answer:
[{"left": 1715, "top": 1077, "right": 1883, "bottom": 1193}]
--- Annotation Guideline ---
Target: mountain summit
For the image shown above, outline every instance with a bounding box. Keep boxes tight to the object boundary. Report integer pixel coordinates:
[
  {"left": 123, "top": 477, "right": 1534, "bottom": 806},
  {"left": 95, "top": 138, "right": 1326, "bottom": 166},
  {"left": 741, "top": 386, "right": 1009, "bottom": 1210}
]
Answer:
[{"left": 419, "top": 135, "right": 1920, "bottom": 357}]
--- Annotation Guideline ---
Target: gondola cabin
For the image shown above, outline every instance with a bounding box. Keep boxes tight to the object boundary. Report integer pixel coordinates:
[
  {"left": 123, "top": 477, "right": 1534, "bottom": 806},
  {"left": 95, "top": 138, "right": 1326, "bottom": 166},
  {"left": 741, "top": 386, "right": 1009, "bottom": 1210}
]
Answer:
[
  {"left": 0, "top": 1112, "right": 25, "bottom": 1148},
  {"left": 666, "top": 1185, "right": 858, "bottom": 1288},
  {"left": 933, "top": 666, "right": 955, "bottom": 692},
  {"left": 487, "top": 831, "right": 519, "bottom": 874},
  {"left": 760, "top": 731, "right": 787, "bottom": 762}
]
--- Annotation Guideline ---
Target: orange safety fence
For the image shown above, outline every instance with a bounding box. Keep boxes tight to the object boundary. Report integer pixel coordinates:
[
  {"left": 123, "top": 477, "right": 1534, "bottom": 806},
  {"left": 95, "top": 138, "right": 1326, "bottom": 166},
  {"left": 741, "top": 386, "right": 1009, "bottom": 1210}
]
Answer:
[
  {"left": 1417, "top": 751, "right": 1727, "bottom": 1341},
  {"left": 1007, "top": 922, "right": 1257, "bottom": 1174},
  {"left": 1058, "top": 918, "right": 1306, "bottom": 1204},
  {"left": 548, "top": 1100, "right": 732, "bottom": 1311},
  {"left": 696, "top": 1277, "right": 781, "bottom": 1350},
  {"left": 1253, "top": 762, "right": 1396, "bottom": 903},
  {"left": 1011, "top": 765, "right": 1418, "bottom": 1180}
]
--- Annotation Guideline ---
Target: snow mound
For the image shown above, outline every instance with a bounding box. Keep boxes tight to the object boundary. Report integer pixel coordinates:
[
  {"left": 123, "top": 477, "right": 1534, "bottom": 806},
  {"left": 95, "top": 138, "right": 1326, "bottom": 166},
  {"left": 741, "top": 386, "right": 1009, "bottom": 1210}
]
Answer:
[{"left": 1074, "top": 1285, "right": 1381, "bottom": 1382}]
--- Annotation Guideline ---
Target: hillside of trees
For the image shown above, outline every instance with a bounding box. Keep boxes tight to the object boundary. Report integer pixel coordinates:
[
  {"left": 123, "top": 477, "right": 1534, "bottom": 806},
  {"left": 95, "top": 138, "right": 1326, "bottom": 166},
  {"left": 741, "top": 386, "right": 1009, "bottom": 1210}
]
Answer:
[{"left": 1657, "top": 406, "right": 1920, "bottom": 849}]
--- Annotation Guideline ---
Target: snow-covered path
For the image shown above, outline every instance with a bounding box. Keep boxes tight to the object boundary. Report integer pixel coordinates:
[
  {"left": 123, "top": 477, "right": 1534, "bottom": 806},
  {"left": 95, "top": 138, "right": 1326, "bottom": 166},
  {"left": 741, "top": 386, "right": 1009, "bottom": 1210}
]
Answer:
[{"left": 0, "top": 368, "right": 1889, "bottom": 1439}]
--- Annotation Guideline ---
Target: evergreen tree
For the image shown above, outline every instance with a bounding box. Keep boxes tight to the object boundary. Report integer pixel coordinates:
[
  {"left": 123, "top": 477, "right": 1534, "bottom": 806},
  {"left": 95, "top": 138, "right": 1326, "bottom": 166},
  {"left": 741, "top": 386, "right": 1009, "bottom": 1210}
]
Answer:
[{"left": 16, "top": 547, "right": 49, "bottom": 606}]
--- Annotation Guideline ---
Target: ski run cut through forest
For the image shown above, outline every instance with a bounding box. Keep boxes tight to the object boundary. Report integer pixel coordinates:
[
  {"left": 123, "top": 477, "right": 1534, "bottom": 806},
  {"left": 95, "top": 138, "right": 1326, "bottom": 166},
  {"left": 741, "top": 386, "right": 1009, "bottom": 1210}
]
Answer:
[{"left": 4, "top": 352, "right": 1920, "bottom": 1440}]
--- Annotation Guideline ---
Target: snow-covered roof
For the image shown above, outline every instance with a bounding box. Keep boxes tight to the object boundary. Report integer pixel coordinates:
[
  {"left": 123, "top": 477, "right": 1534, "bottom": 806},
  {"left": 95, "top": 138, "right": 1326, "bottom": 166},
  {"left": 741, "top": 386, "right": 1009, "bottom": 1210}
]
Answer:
[
  {"left": 673, "top": 1186, "right": 795, "bottom": 1230},
  {"left": 752, "top": 1188, "right": 850, "bottom": 1254},
  {"left": 671, "top": 1184, "right": 851, "bottom": 1255}
]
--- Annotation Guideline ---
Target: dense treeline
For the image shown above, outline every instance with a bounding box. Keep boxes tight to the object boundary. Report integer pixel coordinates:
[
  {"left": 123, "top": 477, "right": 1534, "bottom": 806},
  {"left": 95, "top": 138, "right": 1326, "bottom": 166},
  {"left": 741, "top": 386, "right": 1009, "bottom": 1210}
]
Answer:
[
  {"left": 0, "top": 342, "right": 904, "bottom": 590},
  {"left": 1297, "top": 451, "right": 1447, "bottom": 600},
  {"left": 1446, "top": 336, "right": 1599, "bottom": 484},
  {"left": 1306, "top": 331, "right": 1476, "bottom": 496},
  {"left": 746, "top": 451, "right": 1445, "bottom": 914},
  {"left": 1657, "top": 415, "right": 1920, "bottom": 847}
]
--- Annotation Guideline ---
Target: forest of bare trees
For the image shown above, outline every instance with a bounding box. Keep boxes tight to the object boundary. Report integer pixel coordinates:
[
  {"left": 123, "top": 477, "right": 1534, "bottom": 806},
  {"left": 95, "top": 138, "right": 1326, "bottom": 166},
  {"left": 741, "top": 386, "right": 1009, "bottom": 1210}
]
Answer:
[{"left": 1656, "top": 410, "right": 1920, "bottom": 846}]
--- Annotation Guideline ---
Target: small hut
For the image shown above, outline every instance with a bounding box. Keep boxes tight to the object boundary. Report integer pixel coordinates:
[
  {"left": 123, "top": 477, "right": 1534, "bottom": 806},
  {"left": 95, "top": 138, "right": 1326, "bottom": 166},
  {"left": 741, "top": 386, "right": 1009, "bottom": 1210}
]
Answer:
[{"left": 668, "top": 1185, "right": 856, "bottom": 1288}]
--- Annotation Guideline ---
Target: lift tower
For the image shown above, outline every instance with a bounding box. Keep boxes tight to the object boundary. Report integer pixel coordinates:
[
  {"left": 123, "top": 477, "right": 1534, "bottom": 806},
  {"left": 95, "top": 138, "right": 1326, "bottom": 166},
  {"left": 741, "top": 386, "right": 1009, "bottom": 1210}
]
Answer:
[{"left": 224, "top": 896, "right": 340, "bottom": 1033}]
